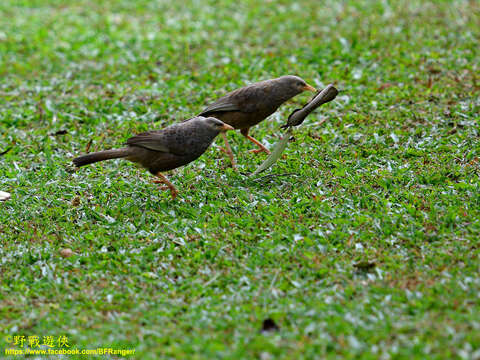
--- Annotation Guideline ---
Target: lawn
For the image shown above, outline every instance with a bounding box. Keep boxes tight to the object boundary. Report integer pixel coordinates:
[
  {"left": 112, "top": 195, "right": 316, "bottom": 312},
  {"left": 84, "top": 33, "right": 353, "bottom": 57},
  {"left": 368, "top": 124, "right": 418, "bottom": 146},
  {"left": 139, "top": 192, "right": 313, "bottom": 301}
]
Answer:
[{"left": 0, "top": 0, "right": 479, "bottom": 358}]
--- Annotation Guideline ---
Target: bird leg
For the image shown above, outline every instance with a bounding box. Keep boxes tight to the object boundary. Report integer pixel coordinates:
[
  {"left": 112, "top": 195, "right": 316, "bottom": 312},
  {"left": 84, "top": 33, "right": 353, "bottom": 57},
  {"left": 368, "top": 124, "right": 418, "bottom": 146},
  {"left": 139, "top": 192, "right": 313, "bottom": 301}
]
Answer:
[
  {"left": 153, "top": 172, "right": 178, "bottom": 199},
  {"left": 240, "top": 128, "right": 271, "bottom": 154},
  {"left": 221, "top": 132, "right": 237, "bottom": 169}
]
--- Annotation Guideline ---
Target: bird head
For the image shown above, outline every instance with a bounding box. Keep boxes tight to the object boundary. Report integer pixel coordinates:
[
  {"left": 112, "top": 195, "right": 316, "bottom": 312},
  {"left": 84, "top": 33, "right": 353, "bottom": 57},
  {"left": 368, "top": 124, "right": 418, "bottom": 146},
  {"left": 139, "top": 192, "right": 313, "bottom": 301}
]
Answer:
[
  {"left": 277, "top": 75, "right": 316, "bottom": 95},
  {"left": 204, "top": 117, "right": 234, "bottom": 132}
]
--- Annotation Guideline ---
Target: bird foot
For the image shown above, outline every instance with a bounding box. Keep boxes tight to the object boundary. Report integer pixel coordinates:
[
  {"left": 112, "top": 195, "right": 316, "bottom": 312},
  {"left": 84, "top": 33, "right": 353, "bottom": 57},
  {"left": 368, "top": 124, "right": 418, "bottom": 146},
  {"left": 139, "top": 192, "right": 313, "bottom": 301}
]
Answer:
[
  {"left": 217, "top": 147, "right": 237, "bottom": 169},
  {"left": 169, "top": 189, "right": 179, "bottom": 200},
  {"left": 158, "top": 185, "right": 178, "bottom": 199},
  {"left": 152, "top": 179, "right": 178, "bottom": 199},
  {"left": 249, "top": 147, "right": 271, "bottom": 155}
]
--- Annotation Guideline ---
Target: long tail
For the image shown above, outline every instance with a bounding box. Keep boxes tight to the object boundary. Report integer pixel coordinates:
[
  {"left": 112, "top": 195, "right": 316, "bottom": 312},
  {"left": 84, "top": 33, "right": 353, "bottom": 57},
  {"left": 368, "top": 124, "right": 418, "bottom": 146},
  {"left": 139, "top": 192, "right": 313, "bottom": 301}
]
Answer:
[{"left": 73, "top": 148, "right": 131, "bottom": 167}]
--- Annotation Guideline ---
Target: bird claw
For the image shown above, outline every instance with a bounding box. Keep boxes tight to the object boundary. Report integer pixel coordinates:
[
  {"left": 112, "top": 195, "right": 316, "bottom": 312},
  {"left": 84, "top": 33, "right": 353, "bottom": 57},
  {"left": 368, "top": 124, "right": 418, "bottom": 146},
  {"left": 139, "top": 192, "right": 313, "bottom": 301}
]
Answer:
[
  {"left": 152, "top": 180, "right": 178, "bottom": 199},
  {"left": 169, "top": 189, "right": 178, "bottom": 200},
  {"left": 161, "top": 186, "right": 178, "bottom": 199}
]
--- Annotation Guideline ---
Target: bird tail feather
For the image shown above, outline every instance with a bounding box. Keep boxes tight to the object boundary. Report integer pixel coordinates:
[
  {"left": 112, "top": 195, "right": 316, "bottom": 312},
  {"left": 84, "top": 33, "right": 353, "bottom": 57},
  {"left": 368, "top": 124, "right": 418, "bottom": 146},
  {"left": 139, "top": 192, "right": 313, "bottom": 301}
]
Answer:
[{"left": 73, "top": 148, "right": 131, "bottom": 167}]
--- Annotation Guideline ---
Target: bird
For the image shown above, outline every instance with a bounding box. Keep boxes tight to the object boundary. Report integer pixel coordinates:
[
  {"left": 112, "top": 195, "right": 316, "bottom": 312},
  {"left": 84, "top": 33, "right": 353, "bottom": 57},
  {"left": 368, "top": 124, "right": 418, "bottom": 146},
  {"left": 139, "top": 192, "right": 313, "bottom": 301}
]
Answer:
[
  {"left": 73, "top": 116, "right": 234, "bottom": 199},
  {"left": 198, "top": 75, "right": 316, "bottom": 167}
]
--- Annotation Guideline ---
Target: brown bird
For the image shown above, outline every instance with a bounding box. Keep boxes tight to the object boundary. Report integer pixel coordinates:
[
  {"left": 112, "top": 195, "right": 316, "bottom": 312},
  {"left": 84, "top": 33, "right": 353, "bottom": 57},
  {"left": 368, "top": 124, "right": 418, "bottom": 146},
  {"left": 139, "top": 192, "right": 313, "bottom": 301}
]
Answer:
[
  {"left": 73, "top": 116, "right": 234, "bottom": 199},
  {"left": 198, "top": 75, "right": 316, "bottom": 167}
]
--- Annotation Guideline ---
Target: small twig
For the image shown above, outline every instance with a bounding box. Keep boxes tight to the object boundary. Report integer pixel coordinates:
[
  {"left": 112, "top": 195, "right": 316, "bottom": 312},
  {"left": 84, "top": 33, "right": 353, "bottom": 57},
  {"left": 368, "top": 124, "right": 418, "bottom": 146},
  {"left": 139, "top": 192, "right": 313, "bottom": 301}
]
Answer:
[
  {"left": 0, "top": 147, "right": 12, "bottom": 157},
  {"left": 268, "top": 269, "right": 280, "bottom": 292},
  {"left": 310, "top": 118, "right": 327, "bottom": 127},
  {"left": 204, "top": 273, "right": 221, "bottom": 287},
  {"left": 85, "top": 139, "right": 93, "bottom": 153}
]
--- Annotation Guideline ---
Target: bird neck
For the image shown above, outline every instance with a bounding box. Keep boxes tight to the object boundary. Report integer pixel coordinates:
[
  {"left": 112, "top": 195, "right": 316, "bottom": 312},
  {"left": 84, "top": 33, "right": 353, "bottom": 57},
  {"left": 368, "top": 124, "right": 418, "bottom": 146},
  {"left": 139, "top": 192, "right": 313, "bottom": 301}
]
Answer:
[
  {"left": 276, "top": 88, "right": 301, "bottom": 106},
  {"left": 269, "top": 80, "right": 302, "bottom": 105}
]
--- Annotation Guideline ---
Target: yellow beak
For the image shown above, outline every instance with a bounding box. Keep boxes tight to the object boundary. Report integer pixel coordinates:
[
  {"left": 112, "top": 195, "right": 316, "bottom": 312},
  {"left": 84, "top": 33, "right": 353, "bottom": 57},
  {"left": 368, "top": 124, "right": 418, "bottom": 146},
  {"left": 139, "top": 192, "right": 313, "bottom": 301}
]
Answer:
[{"left": 302, "top": 84, "right": 317, "bottom": 92}]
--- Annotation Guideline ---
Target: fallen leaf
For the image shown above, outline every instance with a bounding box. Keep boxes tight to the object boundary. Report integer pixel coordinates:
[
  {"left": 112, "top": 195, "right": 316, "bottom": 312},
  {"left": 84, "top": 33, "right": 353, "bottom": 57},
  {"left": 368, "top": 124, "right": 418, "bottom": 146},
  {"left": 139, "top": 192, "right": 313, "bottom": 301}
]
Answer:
[{"left": 71, "top": 196, "right": 81, "bottom": 207}]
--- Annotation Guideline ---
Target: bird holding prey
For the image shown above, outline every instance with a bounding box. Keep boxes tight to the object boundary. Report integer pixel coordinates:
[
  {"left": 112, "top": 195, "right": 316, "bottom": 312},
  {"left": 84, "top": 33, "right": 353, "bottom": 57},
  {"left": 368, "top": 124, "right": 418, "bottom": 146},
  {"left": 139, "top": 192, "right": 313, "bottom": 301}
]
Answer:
[
  {"left": 73, "top": 116, "right": 233, "bottom": 199},
  {"left": 198, "top": 75, "right": 316, "bottom": 167}
]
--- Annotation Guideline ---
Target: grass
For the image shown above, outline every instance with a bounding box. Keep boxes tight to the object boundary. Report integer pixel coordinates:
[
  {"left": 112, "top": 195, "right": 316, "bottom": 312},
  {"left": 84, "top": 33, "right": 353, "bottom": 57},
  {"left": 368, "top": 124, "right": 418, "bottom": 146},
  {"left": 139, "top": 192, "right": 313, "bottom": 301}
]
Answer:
[{"left": 0, "top": 0, "right": 479, "bottom": 358}]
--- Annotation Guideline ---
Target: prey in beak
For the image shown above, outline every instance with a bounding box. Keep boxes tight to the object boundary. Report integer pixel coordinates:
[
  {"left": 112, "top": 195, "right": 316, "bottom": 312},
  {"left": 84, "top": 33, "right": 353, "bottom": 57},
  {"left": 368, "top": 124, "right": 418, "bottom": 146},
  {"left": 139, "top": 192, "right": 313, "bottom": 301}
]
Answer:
[{"left": 302, "top": 84, "right": 317, "bottom": 92}]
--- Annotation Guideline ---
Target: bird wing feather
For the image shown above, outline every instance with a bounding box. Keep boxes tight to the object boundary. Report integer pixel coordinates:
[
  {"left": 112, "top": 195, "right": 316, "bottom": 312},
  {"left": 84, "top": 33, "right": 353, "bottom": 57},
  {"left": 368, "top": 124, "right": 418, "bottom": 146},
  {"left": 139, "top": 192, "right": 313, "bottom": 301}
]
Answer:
[
  {"left": 198, "top": 99, "right": 242, "bottom": 115},
  {"left": 199, "top": 83, "right": 270, "bottom": 115},
  {"left": 126, "top": 131, "right": 175, "bottom": 153}
]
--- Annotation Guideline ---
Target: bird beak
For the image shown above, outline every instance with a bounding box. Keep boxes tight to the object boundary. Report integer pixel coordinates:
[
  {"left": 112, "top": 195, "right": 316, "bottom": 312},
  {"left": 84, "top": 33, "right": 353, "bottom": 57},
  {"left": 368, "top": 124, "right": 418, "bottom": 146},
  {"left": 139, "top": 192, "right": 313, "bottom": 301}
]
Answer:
[
  {"left": 221, "top": 124, "right": 234, "bottom": 132},
  {"left": 302, "top": 83, "right": 317, "bottom": 92}
]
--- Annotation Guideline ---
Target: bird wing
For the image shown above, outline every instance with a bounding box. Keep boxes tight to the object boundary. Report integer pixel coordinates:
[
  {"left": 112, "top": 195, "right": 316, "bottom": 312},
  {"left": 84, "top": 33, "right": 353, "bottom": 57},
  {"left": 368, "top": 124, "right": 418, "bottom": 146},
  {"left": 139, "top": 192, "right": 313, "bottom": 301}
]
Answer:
[
  {"left": 126, "top": 130, "right": 178, "bottom": 154},
  {"left": 199, "top": 83, "right": 269, "bottom": 115},
  {"left": 198, "top": 98, "right": 242, "bottom": 116}
]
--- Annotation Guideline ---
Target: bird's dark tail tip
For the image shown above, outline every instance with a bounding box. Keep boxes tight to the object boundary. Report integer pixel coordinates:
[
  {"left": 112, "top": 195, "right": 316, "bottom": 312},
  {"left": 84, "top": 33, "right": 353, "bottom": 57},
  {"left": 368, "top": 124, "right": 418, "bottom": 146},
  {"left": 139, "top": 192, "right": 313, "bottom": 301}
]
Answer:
[{"left": 73, "top": 148, "right": 130, "bottom": 167}]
